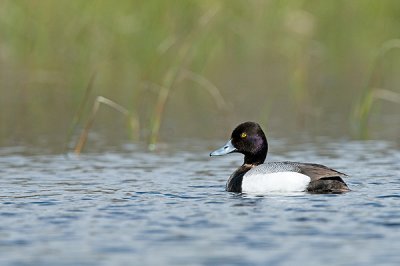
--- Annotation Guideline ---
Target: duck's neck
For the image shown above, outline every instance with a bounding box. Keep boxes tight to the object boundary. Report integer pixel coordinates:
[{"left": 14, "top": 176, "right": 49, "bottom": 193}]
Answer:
[
  {"left": 243, "top": 148, "right": 267, "bottom": 166},
  {"left": 244, "top": 156, "right": 265, "bottom": 166}
]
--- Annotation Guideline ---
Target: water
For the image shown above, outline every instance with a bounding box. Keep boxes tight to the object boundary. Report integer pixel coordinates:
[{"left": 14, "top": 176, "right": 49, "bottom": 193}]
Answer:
[{"left": 0, "top": 139, "right": 400, "bottom": 266}]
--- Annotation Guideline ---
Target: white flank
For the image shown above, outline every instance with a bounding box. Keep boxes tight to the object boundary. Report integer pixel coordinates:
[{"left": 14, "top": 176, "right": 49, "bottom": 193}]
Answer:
[{"left": 241, "top": 171, "right": 311, "bottom": 193}]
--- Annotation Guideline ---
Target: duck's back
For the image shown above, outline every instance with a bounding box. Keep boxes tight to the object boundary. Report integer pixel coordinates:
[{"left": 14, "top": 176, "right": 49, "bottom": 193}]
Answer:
[
  {"left": 246, "top": 162, "right": 346, "bottom": 179},
  {"left": 245, "top": 162, "right": 303, "bottom": 175}
]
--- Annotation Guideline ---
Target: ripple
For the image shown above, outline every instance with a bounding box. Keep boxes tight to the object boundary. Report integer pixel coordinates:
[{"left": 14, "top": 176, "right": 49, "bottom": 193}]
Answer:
[
  {"left": 376, "top": 194, "right": 400, "bottom": 199},
  {"left": 0, "top": 141, "right": 400, "bottom": 265}
]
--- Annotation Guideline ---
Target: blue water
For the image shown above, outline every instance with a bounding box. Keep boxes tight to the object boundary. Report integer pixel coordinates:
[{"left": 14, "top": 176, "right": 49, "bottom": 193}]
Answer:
[{"left": 0, "top": 139, "right": 400, "bottom": 265}]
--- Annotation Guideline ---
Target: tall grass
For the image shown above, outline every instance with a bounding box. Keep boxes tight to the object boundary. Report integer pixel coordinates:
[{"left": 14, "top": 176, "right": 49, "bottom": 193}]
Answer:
[
  {"left": 1, "top": 0, "right": 400, "bottom": 149},
  {"left": 353, "top": 39, "right": 400, "bottom": 138}
]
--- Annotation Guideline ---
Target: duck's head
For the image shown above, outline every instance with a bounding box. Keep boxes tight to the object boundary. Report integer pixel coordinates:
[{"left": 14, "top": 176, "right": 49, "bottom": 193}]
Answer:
[{"left": 210, "top": 122, "right": 268, "bottom": 165}]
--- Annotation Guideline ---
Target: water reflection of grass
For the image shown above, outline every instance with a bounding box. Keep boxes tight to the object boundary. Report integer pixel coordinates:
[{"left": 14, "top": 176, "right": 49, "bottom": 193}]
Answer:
[{"left": 1, "top": 1, "right": 400, "bottom": 148}]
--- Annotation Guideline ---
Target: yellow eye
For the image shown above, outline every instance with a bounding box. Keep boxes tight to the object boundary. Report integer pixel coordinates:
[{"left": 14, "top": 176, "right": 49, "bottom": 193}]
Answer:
[{"left": 241, "top": 132, "right": 247, "bottom": 138}]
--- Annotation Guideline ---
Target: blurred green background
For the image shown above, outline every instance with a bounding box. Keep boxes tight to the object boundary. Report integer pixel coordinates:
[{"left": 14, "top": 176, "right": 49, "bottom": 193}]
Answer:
[{"left": 1, "top": 0, "right": 399, "bottom": 151}]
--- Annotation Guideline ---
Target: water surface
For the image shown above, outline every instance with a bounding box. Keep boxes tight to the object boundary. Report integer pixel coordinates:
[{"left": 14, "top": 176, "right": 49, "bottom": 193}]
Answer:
[{"left": 0, "top": 139, "right": 400, "bottom": 265}]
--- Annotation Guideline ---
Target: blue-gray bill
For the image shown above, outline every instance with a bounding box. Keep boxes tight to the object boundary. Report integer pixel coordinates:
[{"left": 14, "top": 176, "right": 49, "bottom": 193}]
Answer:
[{"left": 210, "top": 140, "right": 237, "bottom": 156}]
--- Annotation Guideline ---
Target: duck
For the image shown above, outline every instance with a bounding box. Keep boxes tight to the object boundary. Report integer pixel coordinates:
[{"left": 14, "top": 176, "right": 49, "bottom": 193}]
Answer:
[{"left": 210, "top": 122, "right": 350, "bottom": 194}]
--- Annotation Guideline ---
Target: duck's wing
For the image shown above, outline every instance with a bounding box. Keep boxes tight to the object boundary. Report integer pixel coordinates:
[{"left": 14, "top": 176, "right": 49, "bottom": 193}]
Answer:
[
  {"left": 294, "top": 162, "right": 350, "bottom": 193},
  {"left": 293, "top": 162, "right": 347, "bottom": 181}
]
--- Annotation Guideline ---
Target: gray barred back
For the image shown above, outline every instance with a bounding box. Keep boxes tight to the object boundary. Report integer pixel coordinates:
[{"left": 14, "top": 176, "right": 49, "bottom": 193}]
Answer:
[{"left": 245, "top": 162, "right": 303, "bottom": 176}]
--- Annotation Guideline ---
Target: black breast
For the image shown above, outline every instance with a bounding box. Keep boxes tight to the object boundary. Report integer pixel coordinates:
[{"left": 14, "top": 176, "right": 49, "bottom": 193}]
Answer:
[{"left": 226, "top": 165, "right": 253, "bottom": 193}]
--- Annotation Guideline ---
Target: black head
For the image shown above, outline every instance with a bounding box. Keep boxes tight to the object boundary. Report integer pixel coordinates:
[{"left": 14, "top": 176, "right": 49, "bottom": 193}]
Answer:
[{"left": 210, "top": 122, "right": 268, "bottom": 165}]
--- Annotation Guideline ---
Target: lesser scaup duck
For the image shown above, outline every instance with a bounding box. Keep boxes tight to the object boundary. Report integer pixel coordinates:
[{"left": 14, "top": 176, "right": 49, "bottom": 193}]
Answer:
[{"left": 210, "top": 122, "right": 350, "bottom": 193}]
